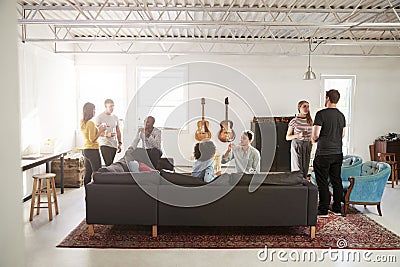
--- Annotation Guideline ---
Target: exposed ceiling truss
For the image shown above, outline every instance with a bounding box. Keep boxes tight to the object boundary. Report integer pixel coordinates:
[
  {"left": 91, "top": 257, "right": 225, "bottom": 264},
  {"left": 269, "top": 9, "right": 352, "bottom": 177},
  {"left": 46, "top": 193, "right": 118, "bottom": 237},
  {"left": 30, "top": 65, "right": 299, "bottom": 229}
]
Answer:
[{"left": 16, "top": 0, "right": 400, "bottom": 57}]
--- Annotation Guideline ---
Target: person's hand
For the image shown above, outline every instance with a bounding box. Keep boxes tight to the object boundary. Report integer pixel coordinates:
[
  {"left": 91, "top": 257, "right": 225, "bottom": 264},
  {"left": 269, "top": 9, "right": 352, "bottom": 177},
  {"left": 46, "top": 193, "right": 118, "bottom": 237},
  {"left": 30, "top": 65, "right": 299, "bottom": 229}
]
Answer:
[
  {"left": 298, "top": 132, "right": 310, "bottom": 138},
  {"left": 106, "top": 132, "right": 116, "bottom": 138},
  {"left": 227, "top": 143, "right": 234, "bottom": 153},
  {"left": 98, "top": 124, "right": 107, "bottom": 133},
  {"left": 137, "top": 127, "right": 144, "bottom": 134},
  {"left": 117, "top": 144, "right": 122, "bottom": 153},
  {"left": 215, "top": 171, "right": 222, "bottom": 176}
]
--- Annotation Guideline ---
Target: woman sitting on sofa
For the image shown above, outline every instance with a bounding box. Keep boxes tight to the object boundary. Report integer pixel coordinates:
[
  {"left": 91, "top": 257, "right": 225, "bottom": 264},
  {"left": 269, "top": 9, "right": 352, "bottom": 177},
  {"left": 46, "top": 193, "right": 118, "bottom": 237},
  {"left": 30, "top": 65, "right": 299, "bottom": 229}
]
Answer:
[{"left": 192, "top": 139, "right": 221, "bottom": 183}]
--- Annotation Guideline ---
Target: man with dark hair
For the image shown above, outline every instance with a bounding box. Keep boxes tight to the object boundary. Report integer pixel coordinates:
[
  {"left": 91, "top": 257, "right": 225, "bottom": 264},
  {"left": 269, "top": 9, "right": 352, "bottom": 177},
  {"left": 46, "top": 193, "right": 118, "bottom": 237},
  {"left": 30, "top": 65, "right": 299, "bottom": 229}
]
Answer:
[
  {"left": 131, "top": 116, "right": 162, "bottom": 170},
  {"left": 192, "top": 139, "right": 221, "bottom": 182},
  {"left": 222, "top": 130, "right": 260, "bottom": 174},
  {"left": 132, "top": 116, "right": 161, "bottom": 151},
  {"left": 94, "top": 99, "right": 122, "bottom": 166},
  {"left": 312, "top": 89, "right": 346, "bottom": 217}
]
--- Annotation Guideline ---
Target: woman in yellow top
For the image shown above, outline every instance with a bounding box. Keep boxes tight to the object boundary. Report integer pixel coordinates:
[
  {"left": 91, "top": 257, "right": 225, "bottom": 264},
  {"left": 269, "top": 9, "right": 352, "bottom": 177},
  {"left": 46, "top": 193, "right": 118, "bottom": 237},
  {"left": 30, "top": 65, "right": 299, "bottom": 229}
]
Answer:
[{"left": 80, "top": 102, "right": 106, "bottom": 185}]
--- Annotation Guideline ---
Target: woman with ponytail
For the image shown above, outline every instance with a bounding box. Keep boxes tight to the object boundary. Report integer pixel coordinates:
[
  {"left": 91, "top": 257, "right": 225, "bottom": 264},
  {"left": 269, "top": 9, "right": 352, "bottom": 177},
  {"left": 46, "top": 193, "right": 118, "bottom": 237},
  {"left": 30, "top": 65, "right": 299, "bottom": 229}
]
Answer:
[
  {"left": 286, "top": 100, "right": 313, "bottom": 178},
  {"left": 80, "top": 102, "right": 106, "bottom": 185}
]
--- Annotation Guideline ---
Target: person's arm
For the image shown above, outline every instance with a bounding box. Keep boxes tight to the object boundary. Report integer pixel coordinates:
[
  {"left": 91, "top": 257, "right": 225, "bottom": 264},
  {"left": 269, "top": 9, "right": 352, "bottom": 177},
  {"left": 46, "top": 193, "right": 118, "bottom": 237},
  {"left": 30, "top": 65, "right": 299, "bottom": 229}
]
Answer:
[
  {"left": 116, "top": 124, "right": 122, "bottom": 152},
  {"left": 342, "top": 127, "right": 346, "bottom": 138},
  {"left": 311, "top": 125, "right": 321, "bottom": 143},
  {"left": 94, "top": 116, "right": 107, "bottom": 137},
  {"left": 221, "top": 144, "right": 234, "bottom": 163},
  {"left": 203, "top": 165, "right": 217, "bottom": 183},
  {"left": 88, "top": 122, "right": 106, "bottom": 143},
  {"left": 286, "top": 126, "right": 302, "bottom": 141},
  {"left": 131, "top": 128, "right": 142, "bottom": 149},
  {"left": 311, "top": 111, "right": 322, "bottom": 143},
  {"left": 253, "top": 150, "right": 261, "bottom": 173},
  {"left": 144, "top": 128, "right": 161, "bottom": 149},
  {"left": 147, "top": 128, "right": 161, "bottom": 149}
]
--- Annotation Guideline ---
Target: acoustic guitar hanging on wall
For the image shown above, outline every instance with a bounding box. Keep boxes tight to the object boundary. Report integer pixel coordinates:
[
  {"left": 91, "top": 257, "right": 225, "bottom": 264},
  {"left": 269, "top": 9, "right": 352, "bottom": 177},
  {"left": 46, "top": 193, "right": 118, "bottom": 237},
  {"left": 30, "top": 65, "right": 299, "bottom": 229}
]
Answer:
[
  {"left": 218, "top": 97, "right": 236, "bottom": 142},
  {"left": 195, "top": 97, "right": 212, "bottom": 141}
]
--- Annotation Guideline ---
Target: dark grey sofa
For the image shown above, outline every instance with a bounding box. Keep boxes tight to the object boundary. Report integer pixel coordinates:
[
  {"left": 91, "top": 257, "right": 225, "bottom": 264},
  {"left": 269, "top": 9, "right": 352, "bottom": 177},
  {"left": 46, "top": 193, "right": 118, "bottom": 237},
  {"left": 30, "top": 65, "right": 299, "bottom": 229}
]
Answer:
[{"left": 85, "top": 171, "right": 318, "bottom": 239}]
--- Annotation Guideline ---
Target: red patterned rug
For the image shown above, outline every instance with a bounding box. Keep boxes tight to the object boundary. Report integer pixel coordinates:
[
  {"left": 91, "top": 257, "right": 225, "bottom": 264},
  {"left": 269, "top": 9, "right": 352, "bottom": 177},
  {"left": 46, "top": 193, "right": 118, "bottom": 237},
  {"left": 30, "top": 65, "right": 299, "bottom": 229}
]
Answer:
[{"left": 58, "top": 209, "right": 400, "bottom": 249}]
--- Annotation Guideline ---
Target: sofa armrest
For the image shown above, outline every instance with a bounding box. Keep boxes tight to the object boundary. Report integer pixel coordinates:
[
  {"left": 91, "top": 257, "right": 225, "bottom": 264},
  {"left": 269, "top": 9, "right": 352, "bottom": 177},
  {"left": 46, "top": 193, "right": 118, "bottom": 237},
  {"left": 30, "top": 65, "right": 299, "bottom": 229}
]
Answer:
[
  {"left": 302, "top": 181, "right": 318, "bottom": 226},
  {"left": 85, "top": 183, "right": 158, "bottom": 225}
]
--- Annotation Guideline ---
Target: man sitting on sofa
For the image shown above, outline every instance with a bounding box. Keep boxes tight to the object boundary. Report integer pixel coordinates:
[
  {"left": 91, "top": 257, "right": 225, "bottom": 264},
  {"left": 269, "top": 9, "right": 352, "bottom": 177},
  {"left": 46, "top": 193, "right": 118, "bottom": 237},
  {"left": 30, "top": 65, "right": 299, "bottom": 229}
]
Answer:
[
  {"left": 221, "top": 130, "right": 260, "bottom": 174},
  {"left": 98, "top": 146, "right": 167, "bottom": 173}
]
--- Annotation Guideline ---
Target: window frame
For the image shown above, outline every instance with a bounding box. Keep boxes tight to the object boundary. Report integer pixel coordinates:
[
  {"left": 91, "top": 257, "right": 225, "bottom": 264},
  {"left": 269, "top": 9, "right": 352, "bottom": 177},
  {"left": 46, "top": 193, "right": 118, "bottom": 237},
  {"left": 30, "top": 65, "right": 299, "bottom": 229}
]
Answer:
[
  {"left": 135, "top": 66, "right": 189, "bottom": 131},
  {"left": 320, "top": 75, "right": 356, "bottom": 155}
]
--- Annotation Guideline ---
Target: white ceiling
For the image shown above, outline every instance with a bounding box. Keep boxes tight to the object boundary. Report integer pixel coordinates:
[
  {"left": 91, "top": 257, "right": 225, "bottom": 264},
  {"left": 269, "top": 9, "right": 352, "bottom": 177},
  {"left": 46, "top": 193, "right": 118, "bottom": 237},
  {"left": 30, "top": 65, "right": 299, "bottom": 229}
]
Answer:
[{"left": 17, "top": 0, "right": 400, "bottom": 56}]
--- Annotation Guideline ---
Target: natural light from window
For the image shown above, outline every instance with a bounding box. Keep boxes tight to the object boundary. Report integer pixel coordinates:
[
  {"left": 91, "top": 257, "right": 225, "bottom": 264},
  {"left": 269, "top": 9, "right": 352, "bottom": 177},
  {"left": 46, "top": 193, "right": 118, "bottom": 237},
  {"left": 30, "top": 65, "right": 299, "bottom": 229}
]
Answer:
[
  {"left": 77, "top": 66, "right": 126, "bottom": 127},
  {"left": 321, "top": 75, "right": 356, "bottom": 155},
  {"left": 136, "top": 67, "right": 188, "bottom": 130}
]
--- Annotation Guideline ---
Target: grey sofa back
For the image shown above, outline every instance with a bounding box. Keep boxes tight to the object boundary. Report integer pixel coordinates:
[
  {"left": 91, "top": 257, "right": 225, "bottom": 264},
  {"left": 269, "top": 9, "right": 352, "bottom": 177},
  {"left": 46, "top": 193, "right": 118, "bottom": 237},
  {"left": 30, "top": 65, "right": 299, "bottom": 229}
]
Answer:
[
  {"left": 158, "top": 184, "right": 311, "bottom": 226},
  {"left": 86, "top": 171, "right": 318, "bottom": 227}
]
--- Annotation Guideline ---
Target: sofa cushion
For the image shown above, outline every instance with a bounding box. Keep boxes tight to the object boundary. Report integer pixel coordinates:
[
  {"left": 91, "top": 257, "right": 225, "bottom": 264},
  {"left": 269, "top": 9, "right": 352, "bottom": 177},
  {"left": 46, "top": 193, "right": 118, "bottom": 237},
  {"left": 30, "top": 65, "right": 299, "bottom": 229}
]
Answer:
[
  {"left": 230, "top": 171, "right": 304, "bottom": 186},
  {"left": 98, "top": 162, "right": 129, "bottom": 172},
  {"left": 160, "top": 170, "right": 207, "bottom": 186},
  {"left": 361, "top": 161, "right": 380, "bottom": 176},
  {"left": 342, "top": 157, "right": 353, "bottom": 166},
  {"left": 139, "top": 162, "right": 154, "bottom": 172},
  {"left": 207, "top": 173, "right": 230, "bottom": 185},
  {"left": 93, "top": 171, "right": 161, "bottom": 185}
]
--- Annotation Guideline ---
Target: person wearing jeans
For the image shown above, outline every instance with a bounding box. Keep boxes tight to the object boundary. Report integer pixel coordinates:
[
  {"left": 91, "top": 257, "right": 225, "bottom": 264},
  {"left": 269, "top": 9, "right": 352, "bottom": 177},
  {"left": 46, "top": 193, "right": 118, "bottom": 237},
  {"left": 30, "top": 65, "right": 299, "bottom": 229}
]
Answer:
[
  {"left": 312, "top": 89, "right": 346, "bottom": 217},
  {"left": 94, "top": 99, "right": 122, "bottom": 166},
  {"left": 80, "top": 102, "right": 106, "bottom": 185}
]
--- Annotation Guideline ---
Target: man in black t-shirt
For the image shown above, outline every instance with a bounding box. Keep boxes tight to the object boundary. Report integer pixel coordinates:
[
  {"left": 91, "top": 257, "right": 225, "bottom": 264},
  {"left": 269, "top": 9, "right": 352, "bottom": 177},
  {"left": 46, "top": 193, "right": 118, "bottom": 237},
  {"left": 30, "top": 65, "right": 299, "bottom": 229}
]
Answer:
[{"left": 312, "top": 89, "right": 346, "bottom": 217}]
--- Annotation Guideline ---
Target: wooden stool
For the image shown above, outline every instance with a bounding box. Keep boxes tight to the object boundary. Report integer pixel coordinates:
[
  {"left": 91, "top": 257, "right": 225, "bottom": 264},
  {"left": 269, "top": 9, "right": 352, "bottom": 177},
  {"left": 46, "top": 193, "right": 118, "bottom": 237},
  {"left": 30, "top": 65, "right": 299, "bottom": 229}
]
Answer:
[
  {"left": 378, "top": 153, "right": 399, "bottom": 188},
  {"left": 29, "top": 173, "right": 59, "bottom": 221}
]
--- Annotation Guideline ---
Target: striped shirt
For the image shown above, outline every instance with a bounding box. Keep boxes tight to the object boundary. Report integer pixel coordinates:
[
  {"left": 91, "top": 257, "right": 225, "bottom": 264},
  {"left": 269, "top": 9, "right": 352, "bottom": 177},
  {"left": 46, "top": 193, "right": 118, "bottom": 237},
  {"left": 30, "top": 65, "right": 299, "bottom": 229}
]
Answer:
[
  {"left": 131, "top": 127, "right": 162, "bottom": 150},
  {"left": 289, "top": 116, "right": 312, "bottom": 141}
]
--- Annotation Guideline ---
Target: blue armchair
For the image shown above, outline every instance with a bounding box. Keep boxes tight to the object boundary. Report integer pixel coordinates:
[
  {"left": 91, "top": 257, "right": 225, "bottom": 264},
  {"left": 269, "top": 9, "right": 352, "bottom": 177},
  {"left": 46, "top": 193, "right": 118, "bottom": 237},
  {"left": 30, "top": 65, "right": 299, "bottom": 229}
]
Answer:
[
  {"left": 340, "top": 155, "right": 363, "bottom": 190},
  {"left": 344, "top": 161, "right": 391, "bottom": 216},
  {"left": 310, "top": 155, "right": 363, "bottom": 191}
]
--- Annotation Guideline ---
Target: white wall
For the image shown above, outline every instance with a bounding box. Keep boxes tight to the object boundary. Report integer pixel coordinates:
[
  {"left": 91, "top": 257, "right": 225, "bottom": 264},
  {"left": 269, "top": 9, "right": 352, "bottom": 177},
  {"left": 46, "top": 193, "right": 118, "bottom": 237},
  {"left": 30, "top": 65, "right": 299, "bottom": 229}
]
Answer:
[
  {"left": 19, "top": 43, "right": 76, "bottom": 197},
  {"left": 0, "top": 1, "right": 24, "bottom": 266},
  {"left": 75, "top": 54, "right": 400, "bottom": 165}
]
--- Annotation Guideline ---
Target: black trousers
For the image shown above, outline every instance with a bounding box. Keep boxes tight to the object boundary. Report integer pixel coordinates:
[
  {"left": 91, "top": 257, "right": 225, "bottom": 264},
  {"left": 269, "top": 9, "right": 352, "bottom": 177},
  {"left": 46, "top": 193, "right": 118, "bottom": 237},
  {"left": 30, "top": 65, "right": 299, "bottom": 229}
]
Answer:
[
  {"left": 100, "top": 145, "right": 117, "bottom": 166},
  {"left": 82, "top": 149, "right": 101, "bottom": 185},
  {"left": 313, "top": 153, "right": 343, "bottom": 213}
]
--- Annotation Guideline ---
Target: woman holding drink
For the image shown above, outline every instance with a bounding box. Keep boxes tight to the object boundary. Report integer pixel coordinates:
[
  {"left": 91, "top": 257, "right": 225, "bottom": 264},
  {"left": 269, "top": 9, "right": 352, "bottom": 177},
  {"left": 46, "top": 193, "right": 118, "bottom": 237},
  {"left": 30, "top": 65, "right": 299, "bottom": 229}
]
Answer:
[
  {"left": 80, "top": 102, "right": 106, "bottom": 185},
  {"left": 286, "top": 100, "right": 313, "bottom": 178}
]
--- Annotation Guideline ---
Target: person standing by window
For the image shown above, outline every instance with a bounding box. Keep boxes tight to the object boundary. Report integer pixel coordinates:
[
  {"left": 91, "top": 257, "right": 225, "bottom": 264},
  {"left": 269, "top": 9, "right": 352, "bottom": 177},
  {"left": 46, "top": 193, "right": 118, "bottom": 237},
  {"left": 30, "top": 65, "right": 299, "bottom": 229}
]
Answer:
[
  {"left": 286, "top": 100, "right": 313, "bottom": 178},
  {"left": 312, "top": 90, "right": 346, "bottom": 217},
  {"left": 80, "top": 102, "right": 106, "bottom": 185},
  {"left": 94, "top": 99, "right": 122, "bottom": 166}
]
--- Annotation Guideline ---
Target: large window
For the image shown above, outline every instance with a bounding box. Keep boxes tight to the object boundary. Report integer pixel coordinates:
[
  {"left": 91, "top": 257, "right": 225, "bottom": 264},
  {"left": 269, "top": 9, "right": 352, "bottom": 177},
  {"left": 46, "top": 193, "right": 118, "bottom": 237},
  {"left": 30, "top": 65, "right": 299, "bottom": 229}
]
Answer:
[
  {"left": 321, "top": 75, "right": 356, "bottom": 155},
  {"left": 77, "top": 66, "right": 126, "bottom": 126},
  {"left": 136, "top": 67, "right": 188, "bottom": 129}
]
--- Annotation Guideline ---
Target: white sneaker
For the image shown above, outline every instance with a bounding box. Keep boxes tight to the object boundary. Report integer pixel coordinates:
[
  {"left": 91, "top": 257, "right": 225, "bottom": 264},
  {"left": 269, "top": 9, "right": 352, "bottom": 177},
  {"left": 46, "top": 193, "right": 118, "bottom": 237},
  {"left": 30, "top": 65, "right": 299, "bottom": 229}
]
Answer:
[{"left": 329, "top": 210, "right": 342, "bottom": 216}]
